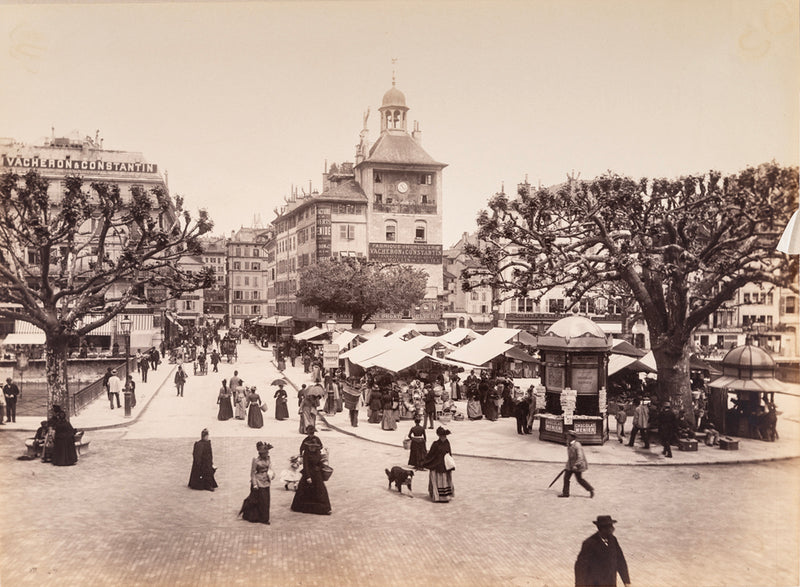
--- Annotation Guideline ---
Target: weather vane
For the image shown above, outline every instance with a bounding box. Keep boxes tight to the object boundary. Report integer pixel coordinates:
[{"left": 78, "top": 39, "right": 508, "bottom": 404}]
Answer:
[{"left": 391, "top": 57, "right": 398, "bottom": 85}]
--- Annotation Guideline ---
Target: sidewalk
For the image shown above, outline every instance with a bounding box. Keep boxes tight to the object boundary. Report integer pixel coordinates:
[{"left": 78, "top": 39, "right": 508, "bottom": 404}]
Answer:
[{"left": 265, "top": 345, "right": 800, "bottom": 466}]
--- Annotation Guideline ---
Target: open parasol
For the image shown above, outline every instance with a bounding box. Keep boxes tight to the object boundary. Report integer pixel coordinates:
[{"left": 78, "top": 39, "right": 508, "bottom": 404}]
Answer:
[{"left": 271, "top": 378, "right": 287, "bottom": 386}]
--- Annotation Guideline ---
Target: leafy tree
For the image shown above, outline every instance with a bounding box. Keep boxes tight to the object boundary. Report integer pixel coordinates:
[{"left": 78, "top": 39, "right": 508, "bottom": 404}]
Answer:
[
  {"left": 0, "top": 170, "right": 213, "bottom": 418},
  {"left": 297, "top": 257, "right": 428, "bottom": 329},
  {"left": 463, "top": 163, "right": 798, "bottom": 419}
]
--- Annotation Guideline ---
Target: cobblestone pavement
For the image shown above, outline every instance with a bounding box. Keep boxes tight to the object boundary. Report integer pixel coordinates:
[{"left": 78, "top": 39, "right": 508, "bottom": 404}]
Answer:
[{"left": 1, "top": 341, "right": 799, "bottom": 587}]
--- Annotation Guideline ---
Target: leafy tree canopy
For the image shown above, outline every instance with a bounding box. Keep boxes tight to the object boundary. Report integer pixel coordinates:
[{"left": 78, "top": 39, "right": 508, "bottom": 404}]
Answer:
[
  {"left": 297, "top": 257, "right": 428, "bottom": 329},
  {"left": 463, "top": 162, "right": 798, "bottom": 411}
]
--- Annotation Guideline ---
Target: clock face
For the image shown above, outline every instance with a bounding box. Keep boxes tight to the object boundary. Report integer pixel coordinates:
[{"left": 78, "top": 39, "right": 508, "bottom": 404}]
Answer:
[{"left": 396, "top": 181, "right": 409, "bottom": 194}]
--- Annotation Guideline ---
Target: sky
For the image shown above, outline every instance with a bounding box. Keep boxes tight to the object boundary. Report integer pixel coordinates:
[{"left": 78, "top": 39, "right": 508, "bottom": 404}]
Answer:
[{"left": 1, "top": 1, "right": 798, "bottom": 247}]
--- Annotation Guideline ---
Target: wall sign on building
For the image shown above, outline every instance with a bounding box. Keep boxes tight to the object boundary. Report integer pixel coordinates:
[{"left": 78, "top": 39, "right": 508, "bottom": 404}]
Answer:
[
  {"left": 1, "top": 155, "right": 158, "bottom": 173},
  {"left": 368, "top": 242, "right": 442, "bottom": 265}
]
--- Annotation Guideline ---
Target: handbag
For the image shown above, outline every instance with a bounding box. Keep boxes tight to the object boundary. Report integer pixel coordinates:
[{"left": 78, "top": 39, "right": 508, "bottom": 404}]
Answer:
[
  {"left": 444, "top": 453, "right": 456, "bottom": 471},
  {"left": 320, "top": 464, "right": 334, "bottom": 481},
  {"left": 260, "top": 403, "right": 268, "bottom": 412},
  {"left": 402, "top": 438, "right": 411, "bottom": 450}
]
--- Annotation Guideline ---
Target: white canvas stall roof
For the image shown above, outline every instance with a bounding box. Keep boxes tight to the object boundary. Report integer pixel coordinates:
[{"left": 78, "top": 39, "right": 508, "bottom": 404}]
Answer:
[
  {"left": 340, "top": 336, "right": 396, "bottom": 363},
  {"left": 446, "top": 338, "right": 515, "bottom": 366},
  {"left": 516, "top": 330, "right": 537, "bottom": 346},
  {"left": 414, "top": 323, "right": 441, "bottom": 334},
  {"left": 2, "top": 332, "right": 46, "bottom": 345},
  {"left": 360, "top": 345, "right": 430, "bottom": 373},
  {"left": 294, "top": 326, "right": 327, "bottom": 341},
  {"left": 439, "top": 328, "right": 481, "bottom": 345},
  {"left": 360, "top": 327, "right": 391, "bottom": 340},
  {"left": 403, "top": 335, "right": 441, "bottom": 350},
  {"left": 481, "top": 327, "right": 521, "bottom": 344},
  {"left": 430, "top": 354, "right": 490, "bottom": 370},
  {"left": 608, "top": 354, "right": 657, "bottom": 376},
  {"left": 331, "top": 331, "right": 358, "bottom": 349},
  {"left": 388, "top": 326, "right": 417, "bottom": 341},
  {"left": 257, "top": 315, "right": 293, "bottom": 326}
]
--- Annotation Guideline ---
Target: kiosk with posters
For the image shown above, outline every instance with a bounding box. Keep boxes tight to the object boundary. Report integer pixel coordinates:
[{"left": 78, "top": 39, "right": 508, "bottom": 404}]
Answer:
[{"left": 537, "top": 316, "right": 612, "bottom": 445}]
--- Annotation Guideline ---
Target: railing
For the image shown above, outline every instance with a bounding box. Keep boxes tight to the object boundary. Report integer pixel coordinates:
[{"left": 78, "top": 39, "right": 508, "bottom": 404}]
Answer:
[{"left": 71, "top": 360, "right": 128, "bottom": 416}]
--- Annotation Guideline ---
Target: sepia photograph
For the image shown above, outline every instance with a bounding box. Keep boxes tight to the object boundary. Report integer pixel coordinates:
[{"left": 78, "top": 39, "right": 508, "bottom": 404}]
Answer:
[{"left": 0, "top": 1, "right": 798, "bottom": 586}]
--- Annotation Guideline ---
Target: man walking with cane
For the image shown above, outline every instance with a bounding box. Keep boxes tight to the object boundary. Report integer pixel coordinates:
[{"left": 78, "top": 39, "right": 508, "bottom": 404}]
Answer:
[{"left": 558, "top": 430, "right": 594, "bottom": 499}]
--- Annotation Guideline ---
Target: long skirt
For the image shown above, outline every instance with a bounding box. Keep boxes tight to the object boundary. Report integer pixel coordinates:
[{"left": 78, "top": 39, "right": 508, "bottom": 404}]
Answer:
[
  {"left": 428, "top": 470, "right": 454, "bottom": 502},
  {"left": 248, "top": 404, "right": 264, "bottom": 428},
  {"left": 467, "top": 399, "right": 483, "bottom": 420},
  {"left": 275, "top": 398, "right": 289, "bottom": 420},
  {"left": 408, "top": 438, "right": 427, "bottom": 468},
  {"left": 368, "top": 409, "right": 382, "bottom": 423},
  {"left": 51, "top": 435, "right": 78, "bottom": 466},
  {"left": 324, "top": 393, "right": 336, "bottom": 415},
  {"left": 218, "top": 397, "right": 233, "bottom": 421},
  {"left": 381, "top": 408, "right": 397, "bottom": 431},
  {"left": 299, "top": 408, "right": 316, "bottom": 433},
  {"left": 239, "top": 486, "right": 270, "bottom": 524},
  {"left": 291, "top": 474, "right": 331, "bottom": 515},
  {"left": 484, "top": 400, "right": 498, "bottom": 421},
  {"left": 234, "top": 393, "right": 247, "bottom": 420}
]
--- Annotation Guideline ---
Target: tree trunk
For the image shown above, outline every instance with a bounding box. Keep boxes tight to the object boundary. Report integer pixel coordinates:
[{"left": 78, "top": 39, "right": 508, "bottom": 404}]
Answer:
[
  {"left": 651, "top": 339, "right": 694, "bottom": 426},
  {"left": 351, "top": 313, "right": 365, "bottom": 330},
  {"left": 45, "top": 334, "right": 71, "bottom": 420}
]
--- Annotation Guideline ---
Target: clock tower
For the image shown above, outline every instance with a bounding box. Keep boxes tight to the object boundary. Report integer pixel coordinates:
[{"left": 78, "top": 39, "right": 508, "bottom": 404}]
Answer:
[{"left": 355, "top": 80, "right": 447, "bottom": 304}]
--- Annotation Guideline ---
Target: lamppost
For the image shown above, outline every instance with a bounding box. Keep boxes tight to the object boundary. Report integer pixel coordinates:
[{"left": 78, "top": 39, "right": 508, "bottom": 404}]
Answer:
[
  {"left": 119, "top": 315, "right": 132, "bottom": 418},
  {"left": 325, "top": 318, "right": 337, "bottom": 343}
]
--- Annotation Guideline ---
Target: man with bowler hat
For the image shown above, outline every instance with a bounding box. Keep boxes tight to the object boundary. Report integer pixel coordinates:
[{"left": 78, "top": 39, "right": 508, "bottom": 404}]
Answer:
[
  {"left": 574, "top": 515, "right": 631, "bottom": 587},
  {"left": 558, "top": 430, "right": 594, "bottom": 498}
]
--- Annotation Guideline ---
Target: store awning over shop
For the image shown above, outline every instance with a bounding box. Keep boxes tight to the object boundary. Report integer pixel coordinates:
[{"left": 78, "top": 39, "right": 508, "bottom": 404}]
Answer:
[
  {"left": 130, "top": 329, "right": 160, "bottom": 350},
  {"left": 294, "top": 326, "right": 327, "bottom": 341},
  {"left": 446, "top": 338, "right": 514, "bottom": 366},
  {"left": 708, "top": 375, "right": 800, "bottom": 396},
  {"left": 257, "top": 315, "right": 293, "bottom": 327},
  {"left": 361, "top": 345, "right": 429, "bottom": 373},
  {"left": 2, "top": 332, "right": 46, "bottom": 346},
  {"left": 608, "top": 354, "right": 657, "bottom": 376}
]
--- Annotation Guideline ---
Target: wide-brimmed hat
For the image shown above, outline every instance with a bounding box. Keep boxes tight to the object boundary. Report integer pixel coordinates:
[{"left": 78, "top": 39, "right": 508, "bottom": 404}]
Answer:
[
  {"left": 256, "top": 441, "right": 273, "bottom": 451},
  {"left": 593, "top": 515, "right": 617, "bottom": 527},
  {"left": 567, "top": 430, "right": 578, "bottom": 438},
  {"left": 435, "top": 426, "right": 451, "bottom": 436}
]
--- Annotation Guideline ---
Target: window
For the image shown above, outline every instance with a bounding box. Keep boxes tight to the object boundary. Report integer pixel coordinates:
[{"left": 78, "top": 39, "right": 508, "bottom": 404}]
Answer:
[
  {"left": 785, "top": 296, "right": 797, "bottom": 314},
  {"left": 253, "top": 249, "right": 259, "bottom": 257},
  {"left": 419, "top": 173, "right": 432, "bottom": 185},
  {"left": 375, "top": 193, "right": 383, "bottom": 203},
  {"left": 421, "top": 194, "right": 428, "bottom": 204},
  {"left": 374, "top": 172, "right": 382, "bottom": 183},
  {"left": 385, "top": 222, "right": 397, "bottom": 242},
  {"left": 252, "top": 305, "right": 260, "bottom": 315},
  {"left": 235, "top": 247, "right": 241, "bottom": 256},
  {"left": 743, "top": 293, "right": 751, "bottom": 304},
  {"left": 471, "top": 292, "right": 480, "bottom": 301},
  {"left": 253, "top": 277, "right": 259, "bottom": 288},
  {"left": 234, "top": 276, "right": 241, "bottom": 286},
  {"left": 517, "top": 298, "right": 536, "bottom": 312},
  {"left": 244, "top": 276, "right": 250, "bottom": 286},
  {"left": 233, "top": 262, "right": 241, "bottom": 270},
  {"left": 340, "top": 224, "right": 355, "bottom": 240},
  {"left": 548, "top": 298, "right": 565, "bottom": 313},
  {"left": 415, "top": 222, "right": 426, "bottom": 242},
  {"left": 233, "top": 305, "right": 242, "bottom": 315},
  {"left": 251, "top": 262, "right": 260, "bottom": 271},
  {"left": 234, "top": 291, "right": 243, "bottom": 300}
]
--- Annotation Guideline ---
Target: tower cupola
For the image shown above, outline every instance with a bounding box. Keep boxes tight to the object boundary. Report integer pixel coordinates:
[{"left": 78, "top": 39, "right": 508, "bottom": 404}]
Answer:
[{"left": 379, "top": 81, "right": 409, "bottom": 132}]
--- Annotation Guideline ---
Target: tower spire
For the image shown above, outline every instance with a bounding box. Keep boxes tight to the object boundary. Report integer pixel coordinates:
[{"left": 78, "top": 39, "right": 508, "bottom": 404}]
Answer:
[{"left": 391, "top": 57, "right": 397, "bottom": 86}]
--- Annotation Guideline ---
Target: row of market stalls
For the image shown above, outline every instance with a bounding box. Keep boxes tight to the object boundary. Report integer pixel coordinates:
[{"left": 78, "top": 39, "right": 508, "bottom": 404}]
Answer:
[{"left": 293, "top": 315, "right": 798, "bottom": 446}]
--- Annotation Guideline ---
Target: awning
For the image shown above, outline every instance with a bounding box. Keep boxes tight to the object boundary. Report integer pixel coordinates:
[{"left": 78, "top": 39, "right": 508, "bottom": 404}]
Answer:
[
  {"left": 294, "top": 326, "right": 327, "bottom": 341},
  {"left": 130, "top": 329, "right": 160, "bottom": 350},
  {"left": 361, "top": 346, "right": 429, "bottom": 373},
  {"left": 439, "top": 328, "right": 481, "bottom": 345},
  {"left": 2, "top": 332, "right": 46, "bottom": 346},
  {"left": 504, "top": 346, "right": 538, "bottom": 363},
  {"left": 708, "top": 375, "right": 797, "bottom": 395},
  {"left": 414, "top": 323, "right": 440, "bottom": 334},
  {"left": 430, "top": 354, "right": 490, "bottom": 370},
  {"left": 331, "top": 331, "right": 358, "bottom": 349},
  {"left": 446, "top": 339, "right": 514, "bottom": 366},
  {"left": 608, "top": 354, "right": 657, "bottom": 376},
  {"left": 516, "top": 330, "right": 538, "bottom": 346},
  {"left": 611, "top": 339, "right": 647, "bottom": 358},
  {"left": 481, "top": 327, "right": 522, "bottom": 344},
  {"left": 598, "top": 322, "right": 623, "bottom": 334},
  {"left": 257, "top": 315, "right": 293, "bottom": 327},
  {"left": 360, "top": 327, "right": 391, "bottom": 340},
  {"left": 340, "top": 336, "right": 396, "bottom": 363}
]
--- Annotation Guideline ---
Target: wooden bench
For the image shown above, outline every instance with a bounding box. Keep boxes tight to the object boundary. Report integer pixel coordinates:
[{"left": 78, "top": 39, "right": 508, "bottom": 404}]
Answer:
[{"left": 24, "top": 432, "right": 89, "bottom": 459}]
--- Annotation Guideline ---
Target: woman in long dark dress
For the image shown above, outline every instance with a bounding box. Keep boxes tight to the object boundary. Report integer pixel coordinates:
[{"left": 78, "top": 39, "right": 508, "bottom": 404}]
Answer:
[
  {"left": 421, "top": 426, "right": 454, "bottom": 502},
  {"left": 217, "top": 379, "right": 234, "bottom": 421},
  {"left": 368, "top": 387, "right": 383, "bottom": 423},
  {"left": 407, "top": 417, "right": 427, "bottom": 470},
  {"left": 188, "top": 429, "right": 217, "bottom": 491},
  {"left": 274, "top": 384, "right": 289, "bottom": 421},
  {"left": 239, "top": 441, "right": 273, "bottom": 524},
  {"left": 290, "top": 426, "right": 331, "bottom": 515},
  {"left": 51, "top": 406, "right": 78, "bottom": 466},
  {"left": 246, "top": 387, "right": 264, "bottom": 429},
  {"left": 381, "top": 389, "right": 397, "bottom": 430}
]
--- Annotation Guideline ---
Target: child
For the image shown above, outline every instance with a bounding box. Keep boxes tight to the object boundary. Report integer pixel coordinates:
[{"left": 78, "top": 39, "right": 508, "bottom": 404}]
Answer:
[{"left": 279, "top": 455, "right": 302, "bottom": 491}]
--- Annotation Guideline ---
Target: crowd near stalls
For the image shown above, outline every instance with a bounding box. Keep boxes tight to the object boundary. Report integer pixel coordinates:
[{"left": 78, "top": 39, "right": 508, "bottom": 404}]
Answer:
[{"left": 266, "top": 315, "right": 795, "bottom": 452}]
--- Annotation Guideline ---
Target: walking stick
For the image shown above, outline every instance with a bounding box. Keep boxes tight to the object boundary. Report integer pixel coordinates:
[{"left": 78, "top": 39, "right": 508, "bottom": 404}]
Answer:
[{"left": 548, "top": 468, "right": 566, "bottom": 488}]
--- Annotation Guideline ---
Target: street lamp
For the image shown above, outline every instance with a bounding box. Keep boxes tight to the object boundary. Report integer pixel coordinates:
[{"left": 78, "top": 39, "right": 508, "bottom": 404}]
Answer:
[
  {"left": 119, "top": 315, "right": 132, "bottom": 418},
  {"left": 325, "top": 318, "right": 337, "bottom": 342}
]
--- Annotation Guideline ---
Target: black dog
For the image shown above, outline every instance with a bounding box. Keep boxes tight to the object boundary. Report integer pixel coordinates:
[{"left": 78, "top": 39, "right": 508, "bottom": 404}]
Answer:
[{"left": 385, "top": 466, "right": 414, "bottom": 496}]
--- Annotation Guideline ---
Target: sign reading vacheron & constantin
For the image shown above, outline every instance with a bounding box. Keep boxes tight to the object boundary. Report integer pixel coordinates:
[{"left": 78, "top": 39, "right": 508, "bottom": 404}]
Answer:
[
  {"left": 368, "top": 242, "right": 442, "bottom": 264},
  {"left": 2, "top": 155, "right": 158, "bottom": 173}
]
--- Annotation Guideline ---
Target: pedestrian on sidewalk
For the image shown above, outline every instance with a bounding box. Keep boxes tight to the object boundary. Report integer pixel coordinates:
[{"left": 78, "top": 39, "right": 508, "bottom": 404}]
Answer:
[
  {"left": 558, "top": 430, "right": 594, "bottom": 499},
  {"left": 230, "top": 371, "right": 246, "bottom": 419},
  {"left": 407, "top": 417, "right": 427, "bottom": 470},
  {"left": 3, "top": 377, "right": 22, "bottom": 422},
  {"left": 514, "top": 393, "right": 530, "bottom": 435},
  {"left": 574, "top": 515, "right": 631, "bottom": 587},
  {"left": 210, "top": 349, "right": 220, "bottom": 373},
  {"left": 124, "top": 374, "right": 136, "bottom": 409},
  {"left": 273, "top": 382, "right": 289, "bottom": 421},
  {"left": 135, "top": 350, "right": 143, "bottom": 375},
  {"left": 174, "top": 365, "right": 187, "bottom": 397},
  {"left": 239, "top": 441, "right": 273, "bottom": 524},
  {"left": 290, "top": 426, "right": 331, "bottom": 515},
  {"left": 626, "top": 398, "right": 650, "bottom": 449},
  {"left": 188, "top": 428, "right": 217, "bottom": 491},
  {"left": 615, "top": 402, "right": 628, "bottom": 443},
  {"left": 140, "top": 354, "right": 149, "bottom": 382},
  {"left": 150, "top": 347, "right": 160, "bottom": 371},
  {"left": 217, "top": 379, "right": 233, "bottom": 421},
  {"left": 421, "top": 426, "right": 454, "bottom": 502},
  {"left": 108, "top": 369, "right": 122, "bottom": 410},
  {"left": 247, "top": 387, "right": 265, "bottom": 429},
  {"left": 659, "top": 400, "right": 677, "bottom": 458}
]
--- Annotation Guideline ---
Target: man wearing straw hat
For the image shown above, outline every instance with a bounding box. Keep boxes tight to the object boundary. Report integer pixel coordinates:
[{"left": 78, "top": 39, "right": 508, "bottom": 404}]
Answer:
[{"left": 574, "top": 515, "right": 631, "bottom": 587}]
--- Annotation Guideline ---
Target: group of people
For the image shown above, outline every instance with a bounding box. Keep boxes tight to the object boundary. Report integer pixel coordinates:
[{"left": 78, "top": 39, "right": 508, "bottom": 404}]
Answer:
[
  {"left": 30, "top": 405, "right": 79, "bottom": 466},
  {"left": 188, "top": 425, "right": 332, "bottom": 524},
  {"left": 215, "top": 373, "right": 294, "bottom": 429},
  {"left": 102, "top": 367, "right": 137, "bottom": 410}
]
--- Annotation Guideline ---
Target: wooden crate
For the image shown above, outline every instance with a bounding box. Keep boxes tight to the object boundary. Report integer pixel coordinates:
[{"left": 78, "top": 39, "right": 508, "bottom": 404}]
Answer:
[
  {"left": 678, "top": 438, "right": 698, "bottom": 451},
  {"left": 719, "top": 437, "right": 739, "bottom": 451}
]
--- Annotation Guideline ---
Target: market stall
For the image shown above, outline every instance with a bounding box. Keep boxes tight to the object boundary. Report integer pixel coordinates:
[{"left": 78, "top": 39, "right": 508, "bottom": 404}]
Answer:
[{"left": 536, "top": 316, "right": 612, "bottom": 445}]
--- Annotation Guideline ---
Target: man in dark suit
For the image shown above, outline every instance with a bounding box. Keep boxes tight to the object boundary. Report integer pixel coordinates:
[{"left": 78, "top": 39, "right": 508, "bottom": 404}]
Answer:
[
  {"left": 575, "top": 515, "right": 631, "bottom": 587},
  {"left": 3, "top": 377, "right": 20, "bottom": 423}
]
